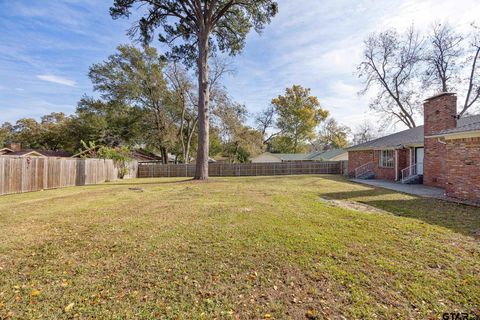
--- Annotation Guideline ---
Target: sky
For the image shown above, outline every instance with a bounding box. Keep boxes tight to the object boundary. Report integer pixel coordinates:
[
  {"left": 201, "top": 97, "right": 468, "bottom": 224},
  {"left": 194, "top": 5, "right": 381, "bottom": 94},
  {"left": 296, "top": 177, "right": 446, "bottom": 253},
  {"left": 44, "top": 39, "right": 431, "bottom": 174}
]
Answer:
[{"left": 1, "top": 0, "right": 480, "bottom": 132}]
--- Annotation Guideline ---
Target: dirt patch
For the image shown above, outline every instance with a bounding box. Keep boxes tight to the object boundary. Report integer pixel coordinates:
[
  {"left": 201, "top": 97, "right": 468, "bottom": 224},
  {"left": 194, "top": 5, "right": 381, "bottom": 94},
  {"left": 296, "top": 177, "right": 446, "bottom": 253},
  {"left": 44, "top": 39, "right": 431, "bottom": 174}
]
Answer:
[{"left": 319, "top": 196, "right": 390, "bottom": 214}]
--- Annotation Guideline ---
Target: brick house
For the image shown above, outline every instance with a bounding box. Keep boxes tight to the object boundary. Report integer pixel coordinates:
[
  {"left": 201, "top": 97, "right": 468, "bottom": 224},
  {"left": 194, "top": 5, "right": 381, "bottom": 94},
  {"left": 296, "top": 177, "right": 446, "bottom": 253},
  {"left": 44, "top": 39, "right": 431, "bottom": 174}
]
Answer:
[{"left": 347, "top": 92, "right": 480, "bottom": 202}]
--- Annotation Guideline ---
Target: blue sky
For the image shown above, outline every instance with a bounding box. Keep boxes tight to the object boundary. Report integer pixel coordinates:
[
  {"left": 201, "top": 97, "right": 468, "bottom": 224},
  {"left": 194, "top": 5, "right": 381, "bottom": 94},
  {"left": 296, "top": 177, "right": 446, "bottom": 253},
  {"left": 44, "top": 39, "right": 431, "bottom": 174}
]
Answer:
[{"left": 1, "top": 0, "right": 480, "bottom": 131}]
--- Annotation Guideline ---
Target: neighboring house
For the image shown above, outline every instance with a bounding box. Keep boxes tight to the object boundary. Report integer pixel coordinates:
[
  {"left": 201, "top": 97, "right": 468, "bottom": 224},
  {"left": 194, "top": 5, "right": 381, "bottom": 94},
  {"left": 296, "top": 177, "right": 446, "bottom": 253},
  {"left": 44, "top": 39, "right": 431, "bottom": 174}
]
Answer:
[
  {"left": 308, "top": 149, "right": 349, "bottom": 161},
  {"left": 72, "top": 147, "right": 175, "bottom": 163},
  {"left": 0, "top": 144, "right": 72, "bottom": 158},
  {"left": 251, "top": 149, "right": 348, "bottom": 163},
  {"left": 0, "top": 148, "right": 14, "bottom": 155},
  {"left": 130, "top": 149, "right": 164, "bottom": 162},
  {"left": 6, "top": 150, "right": 72, "bottom": 157},
  {"left": 348, "top": 92, "right": 480, "bottom": 202}
]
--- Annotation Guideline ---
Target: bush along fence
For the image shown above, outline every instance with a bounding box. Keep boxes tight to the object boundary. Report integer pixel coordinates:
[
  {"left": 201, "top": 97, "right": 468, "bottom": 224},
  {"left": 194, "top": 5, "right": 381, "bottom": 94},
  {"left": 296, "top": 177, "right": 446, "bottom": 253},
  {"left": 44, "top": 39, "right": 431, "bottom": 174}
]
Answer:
[
  {"left": 0, "top": 157, "right": 138, "bottom": 196},
  {"left": 138, "top": 161, "right": 347, "bottom": 178}
]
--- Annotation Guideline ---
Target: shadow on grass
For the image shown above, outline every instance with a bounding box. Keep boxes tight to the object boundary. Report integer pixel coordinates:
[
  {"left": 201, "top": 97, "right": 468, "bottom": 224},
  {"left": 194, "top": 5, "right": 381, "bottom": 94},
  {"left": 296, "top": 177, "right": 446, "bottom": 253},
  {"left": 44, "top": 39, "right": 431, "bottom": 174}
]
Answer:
[{"left": 323, "top": 188, "right": 480, "bottom": 237}]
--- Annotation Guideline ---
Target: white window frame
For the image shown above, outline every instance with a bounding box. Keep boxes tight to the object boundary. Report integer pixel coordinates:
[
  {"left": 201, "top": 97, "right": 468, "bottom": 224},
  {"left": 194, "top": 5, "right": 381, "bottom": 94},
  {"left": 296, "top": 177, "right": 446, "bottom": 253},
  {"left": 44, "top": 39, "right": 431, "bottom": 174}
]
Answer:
[{"left": 379, "top": 150, "right": 394, "bottom": 168}]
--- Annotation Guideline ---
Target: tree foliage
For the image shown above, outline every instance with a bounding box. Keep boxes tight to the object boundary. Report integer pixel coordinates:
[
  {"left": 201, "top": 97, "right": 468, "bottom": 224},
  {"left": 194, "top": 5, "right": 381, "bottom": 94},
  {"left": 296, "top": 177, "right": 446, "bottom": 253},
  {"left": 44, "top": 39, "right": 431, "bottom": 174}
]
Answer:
[
  {"left": 98, "top": 146, "right": 132, "bottom": 179},
  {"left": 0, "top": 44, "right": 260, "bottom": 165},
  {"left": 110, "top": 0, "right": 278, "bottom": 179},
  {"left": 271, "top": 85, "right": 329, "bottom": 153},
  {"left": 211, "top": 91, "right": 264, "bottom": 162},
  {"left": 110, "top": 0, "right": 278, "bottom": 64},
  {"left": 2, "top": 113, "right": 75, "bottom": 151},
  {"left": 314, "top": 118, "right": 351, "bottom": 150},
  {"left": 89, "top": 45, "right": 178, "bottom": 163},
  {"left": 73, "top": 97, "right": 144, "bottom": 149},
  {"left": 0, "top": 123, "right": 13, "bottom": 147}
]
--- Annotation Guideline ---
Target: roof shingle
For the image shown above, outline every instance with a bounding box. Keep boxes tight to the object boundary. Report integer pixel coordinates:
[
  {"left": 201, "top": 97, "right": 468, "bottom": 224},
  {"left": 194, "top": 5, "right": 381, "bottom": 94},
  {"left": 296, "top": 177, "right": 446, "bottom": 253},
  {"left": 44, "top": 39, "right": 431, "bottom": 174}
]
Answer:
[{"left": 348, "top": 114, "right": 480, "bottom": 150}]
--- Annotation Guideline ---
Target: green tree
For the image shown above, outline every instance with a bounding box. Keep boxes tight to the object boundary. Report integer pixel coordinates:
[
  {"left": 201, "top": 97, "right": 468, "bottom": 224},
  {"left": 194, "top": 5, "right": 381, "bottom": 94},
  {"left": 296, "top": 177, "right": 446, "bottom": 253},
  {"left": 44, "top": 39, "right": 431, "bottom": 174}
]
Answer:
[
  {"left": 71, "top": 97, "right": 144, "bottom": 151},
  {"left": 0, "top": 123, "right": 14, "bottom": 147},
  {"left": 212, "top": 92, "right": 263, "bottom": 163},
  {"left": 39, "top": 112, "right": 74, "bottom": 151},
  {"left": 88, "top": 45, "right": 176, "bottom": 163},
  {"left": 314, "top": 118, "right": 351, "bottom": 150},
  {"left": 271, "top": 85, "right": 329, "bottom": 153},
  {"left": 12, "top": 118, "right": 42, "bottom": 149},
  {"left": 165, "top": 63, "right": 198, "bottom": 163},
  {"left": 110, "top": 0, "right": 278, "bottom": 179},
  {"left": 98, "top": 146, "right": 132, "bottom": 179},
  {"left": 208, "top": 127, "right": 223, "bottom": 159},
  {"left": 269, "top": 136, "right": 299, "bottom": 153},
  {"left": 4, "top": 114, "right": 74, "bottom": 151}
]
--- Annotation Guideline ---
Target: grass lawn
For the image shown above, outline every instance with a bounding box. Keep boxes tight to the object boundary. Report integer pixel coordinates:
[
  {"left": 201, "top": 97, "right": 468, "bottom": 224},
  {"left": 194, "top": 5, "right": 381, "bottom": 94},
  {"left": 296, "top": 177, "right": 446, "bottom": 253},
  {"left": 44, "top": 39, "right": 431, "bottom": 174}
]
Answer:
[{"left": 0, "top": 175, "right": 479, "bottom": 319}]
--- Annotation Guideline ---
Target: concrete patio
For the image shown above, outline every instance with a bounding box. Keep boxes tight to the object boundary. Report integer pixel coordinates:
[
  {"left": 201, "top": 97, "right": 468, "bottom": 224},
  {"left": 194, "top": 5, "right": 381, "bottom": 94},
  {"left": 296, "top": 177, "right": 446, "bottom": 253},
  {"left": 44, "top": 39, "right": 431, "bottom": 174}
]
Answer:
[{"left": 351, "top": 179, "right": 446, "bottom": 199}]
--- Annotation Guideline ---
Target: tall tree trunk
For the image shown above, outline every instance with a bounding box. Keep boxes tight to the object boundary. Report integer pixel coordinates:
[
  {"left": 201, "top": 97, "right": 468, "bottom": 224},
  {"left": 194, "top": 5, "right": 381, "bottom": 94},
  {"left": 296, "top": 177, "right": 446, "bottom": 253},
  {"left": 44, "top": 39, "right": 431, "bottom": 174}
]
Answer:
[
  {"left": 160, "top": 147, "right": 168, "bottom": 164},
  {"left": 194, "top": 33, "right": 210, "bottom": 180}
]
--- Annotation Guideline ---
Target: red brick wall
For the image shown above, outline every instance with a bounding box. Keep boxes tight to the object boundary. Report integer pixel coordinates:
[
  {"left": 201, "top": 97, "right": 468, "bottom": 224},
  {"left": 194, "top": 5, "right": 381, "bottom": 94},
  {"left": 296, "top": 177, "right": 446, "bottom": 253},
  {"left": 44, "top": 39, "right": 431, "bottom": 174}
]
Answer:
[
  {"left": 424, "top": 137, "right": 448, "bottom": 187},
  {"left": 423, "top": 93, "right": 457, "bottom": 188},
  {"left": 348, "top": 150, "right": 374, "bottom": 177},
  {"left": 348, "top": 149, "right": 408, "bottom": 180},
  {"left": 445, "top": 137, "right": 480, "bottom": 202},
  {"left": 398, "top": 149, "right": 408, "bottom": 174}
]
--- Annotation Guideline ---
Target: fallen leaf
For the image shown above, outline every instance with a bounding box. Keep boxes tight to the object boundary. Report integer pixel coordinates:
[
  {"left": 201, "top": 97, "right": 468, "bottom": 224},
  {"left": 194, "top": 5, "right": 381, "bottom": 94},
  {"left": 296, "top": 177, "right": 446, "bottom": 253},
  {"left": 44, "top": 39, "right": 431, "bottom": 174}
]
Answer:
[
  {"left": 64, "top": 302, "right": 75, "bottom": 313},
  {"left": 306, "top": 309, "right": 318, "bottom": 319},
  {"left": 31, "top": 289, "right": 41, "bottom": 296}
]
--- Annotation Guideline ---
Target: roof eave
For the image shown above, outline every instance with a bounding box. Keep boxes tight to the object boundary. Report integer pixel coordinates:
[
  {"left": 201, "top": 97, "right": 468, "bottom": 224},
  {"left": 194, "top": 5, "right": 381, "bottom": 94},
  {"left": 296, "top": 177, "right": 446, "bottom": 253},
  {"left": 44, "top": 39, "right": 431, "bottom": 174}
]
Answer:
[
  {"left": 426, "top": 129, "right": 480, "bottom": 139},
  {"left": 348, "top": 144, "right": 408, "bottom": 151}
]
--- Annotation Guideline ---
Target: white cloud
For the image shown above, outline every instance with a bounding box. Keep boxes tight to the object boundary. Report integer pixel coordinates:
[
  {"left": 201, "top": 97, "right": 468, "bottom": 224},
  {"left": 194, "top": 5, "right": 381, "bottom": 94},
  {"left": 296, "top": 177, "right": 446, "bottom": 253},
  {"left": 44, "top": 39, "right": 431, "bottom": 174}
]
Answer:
[
  {"left": 223, "top": 0, "right": 480, "bottom": 132},
  {"left": 3, "top": 0, "right": 480, "bottom": 131},
  {"left": 37, "top": 75, "right": 77, "bottom": 87}
]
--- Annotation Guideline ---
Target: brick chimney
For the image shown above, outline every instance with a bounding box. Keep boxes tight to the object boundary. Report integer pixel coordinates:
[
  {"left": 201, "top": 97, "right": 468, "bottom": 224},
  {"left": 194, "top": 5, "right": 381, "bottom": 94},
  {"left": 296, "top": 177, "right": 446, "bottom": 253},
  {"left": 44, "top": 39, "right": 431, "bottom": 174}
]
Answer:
[
  {"left": 423, "top": 92, "right": 457, "bottom": 188},
  {"left": 7, "top": 142, "right": 22, "bottom": 152},
  {"left": 424, "top": 92, "right": 457, "bottom": 136}
]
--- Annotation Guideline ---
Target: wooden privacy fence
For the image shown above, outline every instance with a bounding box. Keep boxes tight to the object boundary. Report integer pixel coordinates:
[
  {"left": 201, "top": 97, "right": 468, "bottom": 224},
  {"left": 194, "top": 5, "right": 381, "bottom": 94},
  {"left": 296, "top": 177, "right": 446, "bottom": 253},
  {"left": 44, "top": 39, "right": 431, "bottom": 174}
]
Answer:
[
  {"left": 138, "top": 161, "right": 345, "bottom": 178},
  {"left": 0, "top": 157, "right": 138, "bottom": 196}
]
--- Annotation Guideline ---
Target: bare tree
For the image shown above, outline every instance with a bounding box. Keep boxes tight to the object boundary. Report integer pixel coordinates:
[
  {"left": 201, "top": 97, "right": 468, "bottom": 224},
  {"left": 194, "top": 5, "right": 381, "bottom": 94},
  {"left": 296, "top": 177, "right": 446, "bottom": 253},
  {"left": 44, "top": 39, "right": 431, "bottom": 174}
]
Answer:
[
  {"left": 209, "top": 56, "right": 235, "bottom": 89},
  {"left": 166, "top": 57, "right": 234, "bottom": 163},
  {"left": 165, "top": 62, "right": 198, "bottom": 163},
  {"left": 255, "top": 106, "right": 279, "bottom": 144},
  {"left": 352, "top": 120, "right": 379, "bottom": 145},
  {"left": 460, "top": 24, "right": 480, "bottom": 117},
  {"left": 424, "top": 23, "right": 464, "bottom": 92},
  {"left": 358, "top": 27, "right": 423, "bottom": 128}
]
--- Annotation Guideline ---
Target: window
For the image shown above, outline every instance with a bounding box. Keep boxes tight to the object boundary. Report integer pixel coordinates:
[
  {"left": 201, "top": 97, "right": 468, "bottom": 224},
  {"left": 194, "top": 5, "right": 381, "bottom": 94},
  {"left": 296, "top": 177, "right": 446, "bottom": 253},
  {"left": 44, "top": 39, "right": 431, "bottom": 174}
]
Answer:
[{"left": 379, "top": 150, "right": 394, "bottom": 168}]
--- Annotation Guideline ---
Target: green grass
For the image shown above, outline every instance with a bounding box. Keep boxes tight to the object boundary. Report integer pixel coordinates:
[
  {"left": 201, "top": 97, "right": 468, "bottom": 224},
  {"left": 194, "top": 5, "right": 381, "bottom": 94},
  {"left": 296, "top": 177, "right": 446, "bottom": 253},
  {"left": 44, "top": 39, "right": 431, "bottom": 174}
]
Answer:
[{"left": 0, "top": 175, "right": 479, "bottom": 319}]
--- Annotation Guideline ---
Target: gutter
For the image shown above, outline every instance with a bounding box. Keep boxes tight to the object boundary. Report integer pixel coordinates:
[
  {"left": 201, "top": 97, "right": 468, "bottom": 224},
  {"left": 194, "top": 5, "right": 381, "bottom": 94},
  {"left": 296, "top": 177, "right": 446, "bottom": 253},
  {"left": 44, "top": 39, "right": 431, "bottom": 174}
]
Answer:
[
  {"left": 426, "top": 129, "right": 480, "bottom": 140},
  {"left": 347, "top": 144, "right": 414, "bottom": 152}
]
